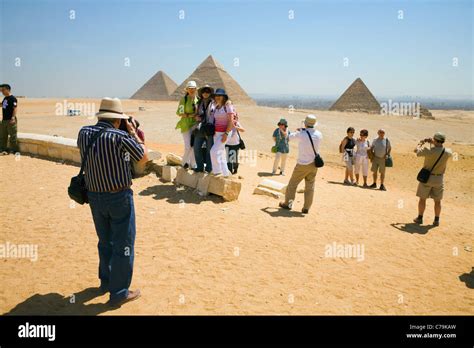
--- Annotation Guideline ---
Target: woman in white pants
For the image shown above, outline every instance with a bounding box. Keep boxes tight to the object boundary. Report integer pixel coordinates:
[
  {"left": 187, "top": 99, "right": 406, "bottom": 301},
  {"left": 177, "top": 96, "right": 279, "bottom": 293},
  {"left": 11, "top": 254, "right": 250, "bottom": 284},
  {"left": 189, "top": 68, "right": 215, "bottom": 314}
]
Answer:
[
  {"left": 175, "top": 81, "right": 198, "bottom": 169},
  {"left": 210, "top": 88, "right": 235, "bottom": 177},
  {"left": 354, "top": 129, "right": 370, "bottom": 187}
]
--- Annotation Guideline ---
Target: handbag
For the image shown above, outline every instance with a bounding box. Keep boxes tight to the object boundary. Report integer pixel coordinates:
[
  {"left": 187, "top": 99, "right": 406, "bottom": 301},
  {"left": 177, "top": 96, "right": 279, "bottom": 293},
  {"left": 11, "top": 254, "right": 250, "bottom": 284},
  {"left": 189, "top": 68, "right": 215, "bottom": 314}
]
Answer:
[
  {"left": 68, "top": 128, "right": 108, "bottom": 205},
  {"left": 385, "top": 138, "right": 393, "bottom": 167},
  {"left": 305, "top": 129, "right": 324, "bottom": 168},
  {"left": 417, "top": 148, "right": 445, "bottom": 183},
  {"left": 236, "top": 129, "right": 246, "bottom": 150}
]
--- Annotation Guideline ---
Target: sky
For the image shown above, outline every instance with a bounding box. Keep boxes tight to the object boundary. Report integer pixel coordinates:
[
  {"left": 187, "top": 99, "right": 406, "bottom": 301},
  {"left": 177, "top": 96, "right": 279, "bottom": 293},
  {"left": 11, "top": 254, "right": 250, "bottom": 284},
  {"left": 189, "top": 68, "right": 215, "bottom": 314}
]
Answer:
[{"left": 0, "top": 0, "right": 472, "bottom": 99}]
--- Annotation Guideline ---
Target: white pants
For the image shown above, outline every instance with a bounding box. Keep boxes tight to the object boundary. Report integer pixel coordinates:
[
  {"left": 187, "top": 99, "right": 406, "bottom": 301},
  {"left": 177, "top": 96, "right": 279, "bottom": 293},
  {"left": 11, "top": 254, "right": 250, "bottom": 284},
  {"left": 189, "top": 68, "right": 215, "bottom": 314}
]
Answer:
[
  {"left": 355, "top": 155, "right": 369, "bottom": 176},
  {"left": 181, "top": 129, "right": 196, "bottom": 168},
  {"left": 211, "top": 132, "right": 230, "bottom": 176},
  {"left": 273, "top": 152, "right": 288, "bottom": 173}
]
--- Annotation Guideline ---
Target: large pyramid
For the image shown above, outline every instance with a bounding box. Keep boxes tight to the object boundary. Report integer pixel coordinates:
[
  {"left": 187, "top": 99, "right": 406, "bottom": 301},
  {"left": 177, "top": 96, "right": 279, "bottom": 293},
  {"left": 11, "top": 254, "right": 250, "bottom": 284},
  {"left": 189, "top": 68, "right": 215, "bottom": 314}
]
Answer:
[
  {"left": 171, "top": 55, "right": 256, "bottom": 105},
  {"left": 131, "top": 70, "right": 178, "bottom": 100},
  {"left": 330, "top": 78, "right": 381, "bottom": 113}
]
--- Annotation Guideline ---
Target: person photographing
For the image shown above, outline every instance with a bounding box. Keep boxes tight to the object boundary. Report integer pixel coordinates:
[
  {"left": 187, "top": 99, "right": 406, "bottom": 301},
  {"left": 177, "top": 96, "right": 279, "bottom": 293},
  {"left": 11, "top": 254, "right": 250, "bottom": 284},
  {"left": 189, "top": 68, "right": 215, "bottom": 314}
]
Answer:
[{"left": 413, "top": 132, "right": 452, "bottom": 226}]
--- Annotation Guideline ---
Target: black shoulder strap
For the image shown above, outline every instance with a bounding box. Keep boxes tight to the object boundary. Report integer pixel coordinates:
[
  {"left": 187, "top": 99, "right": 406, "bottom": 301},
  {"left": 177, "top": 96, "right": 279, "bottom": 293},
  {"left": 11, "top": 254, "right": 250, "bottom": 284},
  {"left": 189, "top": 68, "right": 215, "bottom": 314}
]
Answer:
[
  {"left": 79, "top": 127, "right": 108, "bottom": 175},
  {"left": 429, "top": 148, "right": 446, "bottom": 172},
  {"left": 305, "top": 129, "right": 317, "bottom": 156}
]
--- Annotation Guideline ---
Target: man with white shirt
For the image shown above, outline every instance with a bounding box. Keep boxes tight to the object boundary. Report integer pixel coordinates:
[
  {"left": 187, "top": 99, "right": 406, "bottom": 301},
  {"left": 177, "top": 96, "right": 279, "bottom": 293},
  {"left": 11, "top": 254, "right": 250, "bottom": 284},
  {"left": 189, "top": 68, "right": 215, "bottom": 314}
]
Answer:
[{"left": 279, "top": 115, "right": 322, "bottom": 214}]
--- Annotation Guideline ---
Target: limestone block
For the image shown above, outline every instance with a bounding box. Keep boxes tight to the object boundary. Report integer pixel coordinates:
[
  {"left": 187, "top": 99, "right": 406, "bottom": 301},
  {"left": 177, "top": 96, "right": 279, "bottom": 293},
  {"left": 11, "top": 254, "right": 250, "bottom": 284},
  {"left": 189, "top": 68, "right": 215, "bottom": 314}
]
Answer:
[
  {"left": 166, "top": 153, "right": 183, "bottom": 166},
  {"left": 253, "top": 186, "right": 283, "bottom": 199},
  {"left": 146, "top": 160, "right": 165, "bottom": 177},
  {"left": 196, "top": 173, "right": 212, "bottom": 195},
  {"left": 257, "top": 179, "right": 287, "bottom": 193},
  {"left": 208, "top": 176, "right": 241, "bottom": 201},
  {"left": 162, "top": 165, "right": 177, "bottom": 182},
  {"left": 37, "top": 144, "right": 49, "bottom": 156},
  {"left": 27, "top": 143, "right": 39, "bottom": 155},
  {"left": 47, "top": 146, "right": 61, "bottom": 160},
  {"left": 176, "top": 167, "right": 201, "bottom": 188}
]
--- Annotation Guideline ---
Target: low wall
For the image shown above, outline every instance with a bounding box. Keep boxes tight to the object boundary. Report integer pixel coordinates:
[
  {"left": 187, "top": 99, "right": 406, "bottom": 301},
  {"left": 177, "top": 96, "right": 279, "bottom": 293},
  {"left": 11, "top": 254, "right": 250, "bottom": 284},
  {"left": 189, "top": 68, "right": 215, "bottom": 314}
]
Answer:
[{"left": 18, "top": 133, "right": 81, "bottom": 163}]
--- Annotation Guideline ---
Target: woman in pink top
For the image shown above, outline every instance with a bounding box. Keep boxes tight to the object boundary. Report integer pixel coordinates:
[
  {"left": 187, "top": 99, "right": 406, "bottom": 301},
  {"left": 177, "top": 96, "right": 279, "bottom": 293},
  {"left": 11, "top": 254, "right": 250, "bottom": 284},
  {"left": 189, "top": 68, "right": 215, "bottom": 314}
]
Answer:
[{"left": 209, "top": 88, "right": 235, "bottom": 177}]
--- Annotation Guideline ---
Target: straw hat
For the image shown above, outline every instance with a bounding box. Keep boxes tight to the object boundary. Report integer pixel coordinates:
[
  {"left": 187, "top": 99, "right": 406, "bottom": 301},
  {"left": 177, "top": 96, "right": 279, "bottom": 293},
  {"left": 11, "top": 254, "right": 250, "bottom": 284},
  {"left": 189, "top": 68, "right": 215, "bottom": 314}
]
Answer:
[
  {"left": 304, "top": 114, "right": 317, "bottom": 127},
  {"left": 95, "top": 97, "right": 129, "bottom": 120}
]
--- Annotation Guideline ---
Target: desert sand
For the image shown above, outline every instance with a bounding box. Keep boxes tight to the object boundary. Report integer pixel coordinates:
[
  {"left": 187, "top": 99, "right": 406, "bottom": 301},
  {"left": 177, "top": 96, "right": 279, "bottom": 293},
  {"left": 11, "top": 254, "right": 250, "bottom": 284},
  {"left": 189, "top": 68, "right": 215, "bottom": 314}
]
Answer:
[{"left": 0, "top": 98, "right": 472, "bottom": 315}]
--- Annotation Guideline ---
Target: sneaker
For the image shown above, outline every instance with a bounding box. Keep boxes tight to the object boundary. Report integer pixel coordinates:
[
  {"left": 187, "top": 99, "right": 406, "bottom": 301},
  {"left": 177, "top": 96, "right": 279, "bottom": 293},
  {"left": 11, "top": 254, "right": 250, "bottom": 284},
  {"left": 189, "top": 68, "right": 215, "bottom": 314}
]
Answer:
[
  {"left": 343, "top": 179, "right": 351, "bottom": 185},
  {"left": 280, "top": 171, "right": 285, "bottom": 176},
  {"left": 369, "top": 183, "right": 377, "bottom": 188},
  {"left": 379, "top": 184, "right": 386, "bottom": 191},
  {"left": 0, "top": 151, "right": 8, "bottom": 156},
  {"left": 432, "top": 220, "right": 440, "bottom": 227},
  {"left": 352, "top": 181, "right": 357, "bottom": 186},
  {"left": 108, "top": 289, "right": 141, "bottom": 307},
  {"left": 301, "top": 208, "right": 309, "bottom": 214},
  {"left": 271, "top": 171, "right": 276, "bottom": 175},
  {"left": 183, "top": 163, "right": 189, "bottom": 169},
  {"left": 363, "top": 183, "right": 369, "bottom": 188},
  {"left": 413, "top": 217, "right": 423, "bottom": 224},
  {"left": 279, "top": 202, "right": 291, "bottom": 210}
]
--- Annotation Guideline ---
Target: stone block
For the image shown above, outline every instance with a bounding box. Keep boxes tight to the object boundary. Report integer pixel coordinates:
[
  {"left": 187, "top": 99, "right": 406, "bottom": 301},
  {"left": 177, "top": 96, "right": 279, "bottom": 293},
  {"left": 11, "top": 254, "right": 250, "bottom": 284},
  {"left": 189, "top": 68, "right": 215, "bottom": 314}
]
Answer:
[
  {"left": 208, "top": 176, "right": 241, "bottom": 201},
  {"left": 162, "top": 165, "right": 177, "bottom": 182},
  {"left": 166, "top": 153, "right": 183, "bottom": 166},
  {"left": 257, "top": 178, "right": 287, "bottom": 193},
  {"left": 175, "top": 167, "right": 200, "bottom": 188},
  {"left": 253, "top": 186, "right": 283, "bottom": 199}
]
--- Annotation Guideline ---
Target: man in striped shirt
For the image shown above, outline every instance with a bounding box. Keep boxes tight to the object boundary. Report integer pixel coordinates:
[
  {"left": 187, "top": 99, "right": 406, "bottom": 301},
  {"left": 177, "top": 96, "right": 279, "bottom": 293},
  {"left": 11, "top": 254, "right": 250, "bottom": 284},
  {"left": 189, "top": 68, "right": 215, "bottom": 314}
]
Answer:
[{"left": 77, "top": 97, "right": 148, "bottom": 306}]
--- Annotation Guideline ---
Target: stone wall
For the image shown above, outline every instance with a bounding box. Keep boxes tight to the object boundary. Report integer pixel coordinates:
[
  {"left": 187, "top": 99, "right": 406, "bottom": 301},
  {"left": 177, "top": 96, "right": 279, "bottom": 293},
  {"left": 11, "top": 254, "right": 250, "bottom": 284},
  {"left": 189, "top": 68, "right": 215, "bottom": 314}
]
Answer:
[{"left": 18, "top": 133, "right": 81, "bottom": 163}]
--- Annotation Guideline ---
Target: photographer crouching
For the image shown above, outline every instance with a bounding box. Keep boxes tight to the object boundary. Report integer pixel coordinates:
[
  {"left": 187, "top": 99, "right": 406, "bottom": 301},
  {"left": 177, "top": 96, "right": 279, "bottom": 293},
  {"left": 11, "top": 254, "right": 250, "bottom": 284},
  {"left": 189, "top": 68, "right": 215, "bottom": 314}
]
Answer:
[{"left": 413, "top": 132, "right": 452, "bottom": 226}]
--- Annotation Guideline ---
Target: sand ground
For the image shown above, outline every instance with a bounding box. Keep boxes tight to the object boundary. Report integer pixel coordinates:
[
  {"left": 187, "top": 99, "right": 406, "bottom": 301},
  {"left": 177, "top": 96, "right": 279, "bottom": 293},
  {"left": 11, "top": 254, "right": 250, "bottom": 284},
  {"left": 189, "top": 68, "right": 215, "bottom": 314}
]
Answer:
[{"left": 0, "top": 98, "right": 472, "bottom": 315}]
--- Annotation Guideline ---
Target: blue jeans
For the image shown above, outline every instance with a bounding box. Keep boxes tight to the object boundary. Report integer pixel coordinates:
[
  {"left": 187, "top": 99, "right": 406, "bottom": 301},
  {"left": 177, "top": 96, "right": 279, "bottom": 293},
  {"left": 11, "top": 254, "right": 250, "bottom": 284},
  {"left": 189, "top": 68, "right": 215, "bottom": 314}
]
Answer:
[
  {"left": 87, "top": 189, "right": 136, "bottom": 302},
  {"left": 194, "top": 132, "right": 213, "bottom": 172}
]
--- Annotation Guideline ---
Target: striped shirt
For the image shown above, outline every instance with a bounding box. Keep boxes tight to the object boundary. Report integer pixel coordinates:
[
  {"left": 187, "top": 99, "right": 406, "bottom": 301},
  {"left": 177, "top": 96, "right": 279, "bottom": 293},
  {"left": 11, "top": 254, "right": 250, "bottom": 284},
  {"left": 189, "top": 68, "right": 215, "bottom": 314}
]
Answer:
[{"left": 77, "top": 121, "right": 145, "bottom": 192}]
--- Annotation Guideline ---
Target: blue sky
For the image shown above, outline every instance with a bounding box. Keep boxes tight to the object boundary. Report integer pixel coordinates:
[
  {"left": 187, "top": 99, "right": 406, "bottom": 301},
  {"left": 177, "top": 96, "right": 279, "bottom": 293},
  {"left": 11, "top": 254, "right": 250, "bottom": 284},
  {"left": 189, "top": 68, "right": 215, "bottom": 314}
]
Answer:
[{"left": 0, "top": 0, "right": 472, "bottom": 98}]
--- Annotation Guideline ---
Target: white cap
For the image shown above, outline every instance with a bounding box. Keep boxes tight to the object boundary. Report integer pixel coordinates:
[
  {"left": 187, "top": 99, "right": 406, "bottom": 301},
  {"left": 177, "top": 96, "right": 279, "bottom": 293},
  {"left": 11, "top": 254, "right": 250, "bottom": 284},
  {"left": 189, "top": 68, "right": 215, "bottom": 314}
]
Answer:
[{"left": 186, "top": 80, "right": 197, "bottom": 89}]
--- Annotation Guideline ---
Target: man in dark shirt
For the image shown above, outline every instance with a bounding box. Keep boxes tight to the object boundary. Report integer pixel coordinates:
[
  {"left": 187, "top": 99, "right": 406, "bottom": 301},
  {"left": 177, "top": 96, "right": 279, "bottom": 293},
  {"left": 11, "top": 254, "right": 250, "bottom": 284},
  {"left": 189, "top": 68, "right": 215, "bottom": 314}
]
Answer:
[
  {"left": 0, "top": 84, "right": 19, "bottom": 154},
  {"left": 78, "top": 97, "right": 148, "bottom": 306}
]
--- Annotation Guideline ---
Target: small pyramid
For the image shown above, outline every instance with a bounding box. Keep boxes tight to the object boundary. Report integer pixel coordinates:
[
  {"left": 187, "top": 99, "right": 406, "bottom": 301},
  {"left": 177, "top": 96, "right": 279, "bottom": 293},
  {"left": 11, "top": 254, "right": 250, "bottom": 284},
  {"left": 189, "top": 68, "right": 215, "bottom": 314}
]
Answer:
[
  {"left": 171, "top": 55, "right": 256, "bottom": 105},
  {"left": 330, "top": 78, "right": 381, "bottom": 113},
  {"left": 131, "top": 70, "right": 178, "bottom": 101}
]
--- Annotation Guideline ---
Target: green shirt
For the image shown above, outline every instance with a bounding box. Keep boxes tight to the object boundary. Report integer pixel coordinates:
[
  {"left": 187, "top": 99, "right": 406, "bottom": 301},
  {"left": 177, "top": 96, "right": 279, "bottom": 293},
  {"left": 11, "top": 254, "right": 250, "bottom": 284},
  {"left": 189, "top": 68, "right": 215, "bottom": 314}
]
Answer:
[{"left": 175, "top": 94, "right": 199, "bottom": 132}]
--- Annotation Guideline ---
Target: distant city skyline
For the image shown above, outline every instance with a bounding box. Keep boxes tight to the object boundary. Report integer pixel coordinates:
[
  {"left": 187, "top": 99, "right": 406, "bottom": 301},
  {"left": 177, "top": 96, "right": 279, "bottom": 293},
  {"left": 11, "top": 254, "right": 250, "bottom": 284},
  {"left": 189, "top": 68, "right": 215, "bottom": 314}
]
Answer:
[{"left": 1, "top": 0, "right": 472, "bottom": 99}]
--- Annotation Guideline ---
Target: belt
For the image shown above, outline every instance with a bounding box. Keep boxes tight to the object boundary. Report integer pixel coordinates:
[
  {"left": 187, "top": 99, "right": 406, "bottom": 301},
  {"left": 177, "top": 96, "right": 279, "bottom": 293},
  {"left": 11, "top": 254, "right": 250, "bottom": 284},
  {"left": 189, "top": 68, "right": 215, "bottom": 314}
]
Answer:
[{"left": 110, "top": 186, "right": 131, "bottom": 193}]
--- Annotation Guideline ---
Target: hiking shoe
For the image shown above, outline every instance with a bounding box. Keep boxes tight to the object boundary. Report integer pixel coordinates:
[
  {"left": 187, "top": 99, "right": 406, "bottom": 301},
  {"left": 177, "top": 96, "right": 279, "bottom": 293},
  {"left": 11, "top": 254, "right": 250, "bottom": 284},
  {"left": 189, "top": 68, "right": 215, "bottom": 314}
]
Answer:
[
  {"left": 301, "top": 208, "right": 309, "bottom": 214},
  {"left": 413, "top": 217, "right": 423, "bottom": 224},
  {"left": 380, "top": 184, "right": 386, "bottom": 191},
  {"left": 363, "top": 184, "right": 369, "bottom": 188},
  {"left": 432, "top": 220, "right": 440, "bottom": 227},
  {"left": 369, "top": 183, "right": 377, "bottom": 188},
  {"left": 279, "top": 202, "right": 291, "bottom": 210},
  {"left": 108, "top": 289, "right": 141, "bottom": 307}
]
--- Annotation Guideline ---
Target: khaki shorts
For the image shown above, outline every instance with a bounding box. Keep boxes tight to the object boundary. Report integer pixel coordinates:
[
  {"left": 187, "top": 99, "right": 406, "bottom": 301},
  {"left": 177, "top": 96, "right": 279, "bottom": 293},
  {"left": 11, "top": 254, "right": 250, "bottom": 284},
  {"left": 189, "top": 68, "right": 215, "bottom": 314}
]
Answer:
[
  {"left": 416, "top": 176, "right": 444, "bottom": 200},
  {"left": 371, "top": 156, "right": 386, "bottom": 174}
]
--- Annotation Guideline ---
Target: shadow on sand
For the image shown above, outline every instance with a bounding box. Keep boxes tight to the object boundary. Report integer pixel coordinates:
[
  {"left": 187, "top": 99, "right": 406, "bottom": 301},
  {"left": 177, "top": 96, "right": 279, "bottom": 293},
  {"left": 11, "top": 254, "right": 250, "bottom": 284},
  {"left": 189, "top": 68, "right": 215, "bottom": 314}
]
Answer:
[
  {"left": 390, "top": 222, "right": 436, "bottom": 235},
  {"left": 459, "top": 268, "right": 474, "bottom": 289},
  {"left": 257, "top": 172, "right": 277, "bottom": 177},
  {"left": 261, "top": 206, "right": 305, "bottom": 218},
  {"left": 139, "top": 184, "right": 224, "bottom": 205},
  {"left": 3, "top": 287, "right": 112, "bottom": 315}
]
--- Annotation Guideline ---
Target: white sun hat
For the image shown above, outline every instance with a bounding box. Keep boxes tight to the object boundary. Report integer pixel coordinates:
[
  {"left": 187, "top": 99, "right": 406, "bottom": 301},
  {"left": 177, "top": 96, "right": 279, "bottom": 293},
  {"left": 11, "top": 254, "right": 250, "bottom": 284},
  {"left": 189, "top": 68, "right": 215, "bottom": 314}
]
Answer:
[{"left": 95, "top": 97, "right": 129, "bottom": 120}]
